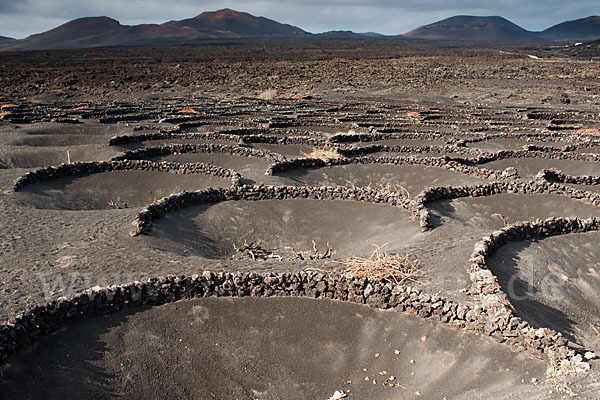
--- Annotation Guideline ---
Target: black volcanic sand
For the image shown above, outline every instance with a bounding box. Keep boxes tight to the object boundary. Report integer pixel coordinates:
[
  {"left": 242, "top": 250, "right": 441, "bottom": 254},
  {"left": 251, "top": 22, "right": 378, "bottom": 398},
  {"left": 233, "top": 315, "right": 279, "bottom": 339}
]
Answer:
[
  {"left": 2, "top": 41, "right": 600, "bottom": 399},
  {"left": 148, "top": 199, "right": 423, "bottom": 259},
  {"left": 248, "top": 143, "right": 315, "bottom": 158},
  {"left": 351, "top": 138, "right": 448, "bottom": 147},
  {"left": 404, "top": 193, "right": 600, "bottom": 302},
  {"left": 0, "top": 297, "right": 548, "bottom": 400},
  {"left": 361, "top": 151, "right": 467, "bottom": 159},
  {"left": 278, "top": 164, "right": 488, "bottom": 196},
  {"left": 429, "top": 193, "right": 600, "bottom": 229},
  {"left": 116, "top": 137, "right": 241, "bottom": 151},
  {"left": 2, "top": 122, "right": 124, "bottom": 148},
  {"left": 9, "top": 123, "right": 127, "bottom": 146},
  {"left": 0, "top": 122, "right": 127, "bottom": 168},
  {"left": 479, "top": 158, "right": 600, "bottom": 177},
  {"left": 0, "top": 146, "right": 124, "bottom": 169},
  {"left": 294, "top": 126, "right": 356, "bottom": 134},
  {"left": 15, "top": 170, "right": 231, "bottom": 210},
  {"left": 466, "top": 138, "right": 572, "bottom": 152},
  {"left": 488, "top": 231, "right": 600, "bottom": 350},
  {"left": 148, "top": 152, "right": 273, "bottom": 173},
  {"left": 11, "top": 134, "right": 107, "bottom": 147}
]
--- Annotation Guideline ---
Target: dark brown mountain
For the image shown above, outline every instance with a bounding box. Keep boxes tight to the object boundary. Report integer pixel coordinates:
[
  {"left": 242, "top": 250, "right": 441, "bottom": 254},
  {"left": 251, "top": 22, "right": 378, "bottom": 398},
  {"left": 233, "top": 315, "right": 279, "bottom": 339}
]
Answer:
[
  {"left": 316, "top": 30, "right": 383, "bottom": 39},
  {"left": 403, "top": 16, "right": 539, "bottom": 41},
  {"left": 3, "top": 17, "right": 125, "bottom": 50},
  {"left": 0, "top": 36, "right": 15, "bottom": 44},
  {"left": 540, "top": 16, "right": 600, "bottom": 41},
  {"left": 0, "top": 9, "right": 306, "bottom": 51},
  {"left": 164, "top": 8, "right": 305, "bottom": 36}
]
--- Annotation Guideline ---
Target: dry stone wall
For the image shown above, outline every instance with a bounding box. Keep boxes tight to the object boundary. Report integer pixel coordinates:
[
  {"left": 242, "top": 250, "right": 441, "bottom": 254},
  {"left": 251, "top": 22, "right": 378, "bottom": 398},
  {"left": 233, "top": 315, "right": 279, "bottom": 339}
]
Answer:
[
  {"left": 0, "top": 269, "right": 578, "bottom": 368},
  {"left": 113, "top": 143, "right": 286, "bottom": 163},
  {"left": 130, "top": 184, "right": 413, "bottom": 236},
  {"left": 13, "top": 160, "right": 241, "bottom": 191},
  {"left": 412, "top": 180, "right": 600, "bottom": 230}
]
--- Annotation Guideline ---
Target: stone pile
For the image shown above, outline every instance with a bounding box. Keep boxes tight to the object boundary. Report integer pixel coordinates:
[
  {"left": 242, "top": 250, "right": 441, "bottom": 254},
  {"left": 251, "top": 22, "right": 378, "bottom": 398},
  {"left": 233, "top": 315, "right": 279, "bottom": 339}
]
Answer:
[{"left": 537, "top": 169, "right": 600, "bottom": 185}]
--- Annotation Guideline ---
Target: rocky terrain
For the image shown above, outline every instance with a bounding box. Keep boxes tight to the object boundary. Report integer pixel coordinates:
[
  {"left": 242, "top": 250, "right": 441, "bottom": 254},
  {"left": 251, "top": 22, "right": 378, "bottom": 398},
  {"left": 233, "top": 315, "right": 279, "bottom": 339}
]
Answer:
[{"left": 1, "top": 40, "right": 600, "bottom": 399}]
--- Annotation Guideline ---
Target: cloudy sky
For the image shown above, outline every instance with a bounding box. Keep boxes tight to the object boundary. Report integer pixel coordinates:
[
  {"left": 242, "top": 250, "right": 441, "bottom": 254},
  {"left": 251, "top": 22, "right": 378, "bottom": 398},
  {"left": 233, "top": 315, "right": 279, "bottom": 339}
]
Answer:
[{"left": 0, "top": 0, "right": 597, "bottom": 39}]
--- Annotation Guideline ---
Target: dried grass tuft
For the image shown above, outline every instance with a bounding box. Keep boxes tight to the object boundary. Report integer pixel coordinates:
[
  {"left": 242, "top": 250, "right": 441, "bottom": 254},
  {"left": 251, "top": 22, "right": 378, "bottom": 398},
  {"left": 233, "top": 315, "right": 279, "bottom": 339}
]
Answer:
[
  {"left": 577, "top": 128, "right": 600, "bottom": 136},
  {"left": 337, "top": 245, "right": 420, "bottom": 285},
  {"left": 177, "top": 107, "right": 200, "bottom": 114}
]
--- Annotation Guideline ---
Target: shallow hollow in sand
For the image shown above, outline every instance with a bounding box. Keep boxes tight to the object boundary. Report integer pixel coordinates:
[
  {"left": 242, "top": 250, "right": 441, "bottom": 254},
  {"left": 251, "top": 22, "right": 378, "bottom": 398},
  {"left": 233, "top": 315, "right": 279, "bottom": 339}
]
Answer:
[
  {"left": 15, "top": 170, "right": 232, "bottom": 210},
  {"left": 351, "top": 138, "right": 447, "bottom": 147},
  {"left": 0, "top": 147, "right": 124, "bottom": 168},
  {"left": 429, "top": 193, "right": 600, "bottom": 230},
  {"left": 148, "top": 152, "right": 273, "bottom": 173},
  {"left": 359, "top": 151, "right": 466, "bottom": 159},
  {"left": 278, "top": 164, "right": 488, "bottom": 196},
  {"left": 149, "top": 198, "right": 422, "bottom": 259},
  {"left": 115, "top": 138, "right": 240, "bottom": 151},
  {"left": 487, "top": 231, "right": 600, "bottom": 349},
  {"left": 466, "top": 138, "right": 569, "bottom": 152},
  {"left": 479, "top": 158, "right": 600, "bottom": 177},
  {"left": 248, "top": 143, "right": 315, "bottom": 158},
  {"left": 8, "top": 122, "right": 129, "bottom": 147},
  {"left": 0, "top": 297, "right": 546, "bottom": 400},
  {"left": 11, "top": 134, "right": 107, "bottom": 147}
]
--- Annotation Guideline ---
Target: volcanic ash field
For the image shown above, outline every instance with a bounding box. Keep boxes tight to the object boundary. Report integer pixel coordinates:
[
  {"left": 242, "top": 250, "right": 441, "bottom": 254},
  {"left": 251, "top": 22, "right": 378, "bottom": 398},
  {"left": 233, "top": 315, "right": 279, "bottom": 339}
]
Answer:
[{"left": 2, "top": 43, "right": 600, "bottom": 399}]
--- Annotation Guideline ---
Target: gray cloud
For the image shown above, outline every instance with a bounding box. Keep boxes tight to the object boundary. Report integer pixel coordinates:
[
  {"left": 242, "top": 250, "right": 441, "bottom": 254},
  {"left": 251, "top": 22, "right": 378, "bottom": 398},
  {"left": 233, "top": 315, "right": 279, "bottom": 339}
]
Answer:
[
  {"left": 0, "top": 0, "right": 597, "bottom": 39},
  {"left": 0, "top": 0, "right": 23, "bottom": 13}
]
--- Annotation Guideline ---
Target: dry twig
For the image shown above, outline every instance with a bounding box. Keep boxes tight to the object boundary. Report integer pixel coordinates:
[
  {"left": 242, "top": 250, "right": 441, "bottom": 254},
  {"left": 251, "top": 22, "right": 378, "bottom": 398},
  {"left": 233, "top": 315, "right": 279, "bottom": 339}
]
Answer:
[
  {"left": 492, "top": 213, "right": 510, "bottom": 226},
  {"left": 380, "top": 182, "right": 411, "bottom": 199},
  {"left": 233, "top": 240, "right": 282, "bottom": 260},
  {"left": 292, "top": 240, "right": 334, "bottom": 260},
  {"left": 108, "top": 198, "right": 128, "bottom": 209}
]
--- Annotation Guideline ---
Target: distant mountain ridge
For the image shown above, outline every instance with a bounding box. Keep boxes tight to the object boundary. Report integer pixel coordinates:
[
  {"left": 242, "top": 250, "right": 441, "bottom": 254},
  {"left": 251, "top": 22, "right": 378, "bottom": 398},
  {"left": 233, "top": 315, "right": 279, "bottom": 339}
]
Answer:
[
  {"left": 404, "top": 15, "right": 600, "bottom": 42},
  {"left": 0, "top": 36, "right": 15, "bottom": 44},
  {"left": 540, "top": 16, "right": 600, "bottom": 41},
  {"left": 0, "top": 9, "right": 306, "bottom": 51},
  {"left": 1, "top": 10, "right": 599, "bottom": 51},
  {"left": 403, "top": 15, "right": 539, "bottom": 41}
]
